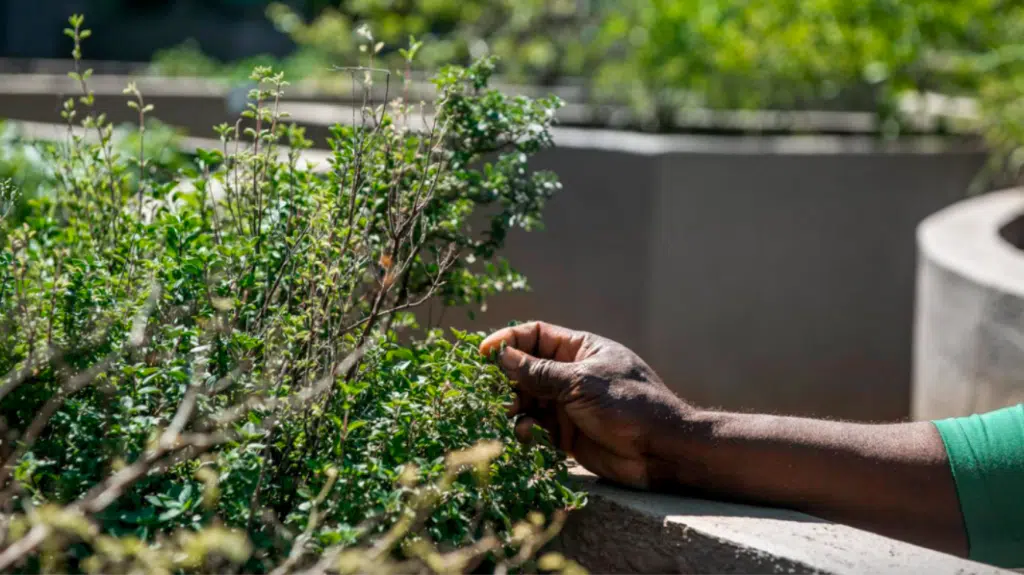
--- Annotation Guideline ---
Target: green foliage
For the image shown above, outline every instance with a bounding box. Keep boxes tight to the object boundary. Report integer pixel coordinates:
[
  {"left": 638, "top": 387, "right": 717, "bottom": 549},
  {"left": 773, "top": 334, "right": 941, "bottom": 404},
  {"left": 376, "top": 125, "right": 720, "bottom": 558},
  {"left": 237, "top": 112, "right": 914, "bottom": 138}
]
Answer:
[
  {"left": 239, "top": 0, "right": 1024, "bottom": 181},
  {"left": 0, "top": 179, "right": 17, "bottom": 222},
  {"left": 146, "top": 0, "right": 1024, "bottom": 179},
  {"left": 152, "top": 0, "right": 603, "bottom": 87},
  {"left": 0, "top": 123, "right": 52, "bottom": 225},
  {"left": 0, "top": 16, "right": 582, "bottom": 574},
  {"left": 149, "top": 0, "right": 1020, "bottom": 114},
  {"left": 597, "top": 0, "right": 1024, "bottom": 134},
  {"left": 0, "top": 119, "right": 193, "bottom": 226}
]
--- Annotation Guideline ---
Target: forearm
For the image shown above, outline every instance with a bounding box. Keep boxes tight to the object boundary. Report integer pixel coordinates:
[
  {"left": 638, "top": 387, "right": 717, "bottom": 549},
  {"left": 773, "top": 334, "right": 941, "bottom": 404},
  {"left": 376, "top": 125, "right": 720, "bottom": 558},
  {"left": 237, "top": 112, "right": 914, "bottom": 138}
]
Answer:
[{"left": 648, "top": 410, "right": 967, "bottom": 556}]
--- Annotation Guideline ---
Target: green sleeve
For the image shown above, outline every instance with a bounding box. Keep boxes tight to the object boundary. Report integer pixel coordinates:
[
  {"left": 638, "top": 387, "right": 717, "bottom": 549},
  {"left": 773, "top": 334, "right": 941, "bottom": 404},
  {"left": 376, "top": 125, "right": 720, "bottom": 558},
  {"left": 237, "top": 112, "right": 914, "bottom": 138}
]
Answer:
[{"left": 933, "top": 404, "right": 1024, "bottom": 567}]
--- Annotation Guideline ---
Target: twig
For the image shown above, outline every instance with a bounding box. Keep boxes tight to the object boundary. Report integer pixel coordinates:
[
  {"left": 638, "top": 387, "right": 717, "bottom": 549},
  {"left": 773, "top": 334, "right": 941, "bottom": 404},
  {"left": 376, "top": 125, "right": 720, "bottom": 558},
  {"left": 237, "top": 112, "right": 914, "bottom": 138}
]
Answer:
[
  {"left": 269, "top": 468, "right": 339, "bottom": 575},
  {"left": 254, "top": 219, "right": 317, "bottom": 327},
  {"left": 0, "top": 433, "right": 219, "bottom": 571}
]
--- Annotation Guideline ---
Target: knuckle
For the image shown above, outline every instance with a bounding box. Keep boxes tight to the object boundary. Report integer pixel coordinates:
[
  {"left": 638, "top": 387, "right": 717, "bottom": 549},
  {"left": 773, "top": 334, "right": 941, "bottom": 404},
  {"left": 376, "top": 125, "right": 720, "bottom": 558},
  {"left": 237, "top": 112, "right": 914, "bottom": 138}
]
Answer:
[
  {"left": 566, "top": 362, "right": 585, "bottom": 385},
  {"left": 529, "top": 359, "right": 567, "bottom": 395},
  {"left": 528, "top": 358, "right": 552, "bottom": 381}
]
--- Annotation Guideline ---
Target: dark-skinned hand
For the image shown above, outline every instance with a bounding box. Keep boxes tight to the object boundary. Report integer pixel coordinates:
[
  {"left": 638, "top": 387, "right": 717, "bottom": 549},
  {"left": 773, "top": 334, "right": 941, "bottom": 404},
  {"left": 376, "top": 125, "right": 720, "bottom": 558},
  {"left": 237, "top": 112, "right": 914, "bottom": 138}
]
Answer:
[{"left": 479, "top": 321, "right": 690, "bottom": 489}]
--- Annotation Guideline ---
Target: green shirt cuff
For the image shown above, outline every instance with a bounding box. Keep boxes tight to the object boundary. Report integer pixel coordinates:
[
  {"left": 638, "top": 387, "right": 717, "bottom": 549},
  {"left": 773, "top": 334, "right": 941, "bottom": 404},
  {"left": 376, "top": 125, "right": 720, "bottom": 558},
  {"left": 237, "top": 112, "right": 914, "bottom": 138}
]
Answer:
[{"left": 934, "top": 404, "right": 1024, "bottom": 567}]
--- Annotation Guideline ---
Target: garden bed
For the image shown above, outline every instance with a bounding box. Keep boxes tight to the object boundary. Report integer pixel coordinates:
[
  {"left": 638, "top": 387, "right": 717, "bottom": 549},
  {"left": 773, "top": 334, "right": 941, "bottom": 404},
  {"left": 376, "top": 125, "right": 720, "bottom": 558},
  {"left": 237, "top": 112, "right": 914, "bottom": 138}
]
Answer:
[{"left": 0, "top": 52, "right": 587, "bottom": 573}]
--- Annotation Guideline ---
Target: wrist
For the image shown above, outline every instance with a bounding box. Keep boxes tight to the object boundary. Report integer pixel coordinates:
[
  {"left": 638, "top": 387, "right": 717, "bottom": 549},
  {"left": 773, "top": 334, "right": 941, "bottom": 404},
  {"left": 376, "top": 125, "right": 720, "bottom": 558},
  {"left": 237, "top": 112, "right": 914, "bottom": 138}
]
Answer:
[{"left": 643, "top": 407, "right": 733, "bottom": 491}]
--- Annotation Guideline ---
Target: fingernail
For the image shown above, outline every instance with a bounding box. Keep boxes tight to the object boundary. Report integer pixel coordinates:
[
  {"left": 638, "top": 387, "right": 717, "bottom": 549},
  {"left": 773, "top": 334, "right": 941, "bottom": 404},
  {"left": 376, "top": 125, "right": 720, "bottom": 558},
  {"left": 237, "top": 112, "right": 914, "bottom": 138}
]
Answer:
[{"left": 500, "top": 349, "right": 519, "bottom": 372}]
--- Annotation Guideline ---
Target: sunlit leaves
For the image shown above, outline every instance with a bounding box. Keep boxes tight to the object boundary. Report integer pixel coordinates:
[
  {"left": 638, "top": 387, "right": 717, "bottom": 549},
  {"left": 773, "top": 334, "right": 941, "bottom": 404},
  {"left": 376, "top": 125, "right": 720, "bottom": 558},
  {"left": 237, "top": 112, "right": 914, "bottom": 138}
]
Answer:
[{"left": 0, "top": 20, "right": 576, "bottom": 574}]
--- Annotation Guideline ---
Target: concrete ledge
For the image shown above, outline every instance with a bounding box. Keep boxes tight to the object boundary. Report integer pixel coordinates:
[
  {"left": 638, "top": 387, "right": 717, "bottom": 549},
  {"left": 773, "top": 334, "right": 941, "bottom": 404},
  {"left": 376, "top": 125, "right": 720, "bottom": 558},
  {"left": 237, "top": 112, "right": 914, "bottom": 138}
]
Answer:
[
  {"left": 9, "top": 120, "right": 333, "bottom": 173},
  {"left": 555, "top": 468, "right": 1009, "bottom": 574},
  {"left": 276, "top": 100, "right": 982, "bottom": 156},
  {"left": 0, "top": 71, "right": 984, "bottom": 138},
  {"left": 913, "top": 189, "right": 1024, "bottom": 420}
]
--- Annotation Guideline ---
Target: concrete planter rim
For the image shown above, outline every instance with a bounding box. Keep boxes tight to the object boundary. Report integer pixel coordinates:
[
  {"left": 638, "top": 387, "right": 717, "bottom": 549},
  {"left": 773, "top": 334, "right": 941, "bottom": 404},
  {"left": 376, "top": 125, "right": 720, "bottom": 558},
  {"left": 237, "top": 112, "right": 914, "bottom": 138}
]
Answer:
[
  {"left": 917, "top": 188, "right": 1024, "bottom": 298},
  {"left": 0, "top": 64, "right": 982, "bottom": 139}
]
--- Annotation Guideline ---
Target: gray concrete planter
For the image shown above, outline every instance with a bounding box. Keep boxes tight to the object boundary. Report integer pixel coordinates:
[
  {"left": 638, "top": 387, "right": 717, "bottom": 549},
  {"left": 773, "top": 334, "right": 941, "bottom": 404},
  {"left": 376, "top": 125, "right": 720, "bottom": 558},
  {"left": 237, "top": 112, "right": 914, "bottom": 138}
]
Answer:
[
  {"left": 913, "top": 189, "right": 1024, "bottom": 420},
  {"left": 470, "top": 131, "right": 984, "bottom": 422},
  {"left": 1, "top": 75, "right": 989, "bottom": 421}
]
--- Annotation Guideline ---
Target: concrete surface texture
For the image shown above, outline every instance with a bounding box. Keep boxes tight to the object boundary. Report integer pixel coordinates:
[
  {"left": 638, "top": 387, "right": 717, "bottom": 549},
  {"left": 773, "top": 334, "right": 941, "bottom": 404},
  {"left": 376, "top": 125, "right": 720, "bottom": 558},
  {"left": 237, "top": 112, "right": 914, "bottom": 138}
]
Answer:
[
  {"left": 913, "top": 188, "right": 1024, "bottom": 420},
  {"left": 0, "top": 79, "right": 988, "bottom": 420},
  {"left": 554, "top": 468, "right": 1010, "bottom": 574}
]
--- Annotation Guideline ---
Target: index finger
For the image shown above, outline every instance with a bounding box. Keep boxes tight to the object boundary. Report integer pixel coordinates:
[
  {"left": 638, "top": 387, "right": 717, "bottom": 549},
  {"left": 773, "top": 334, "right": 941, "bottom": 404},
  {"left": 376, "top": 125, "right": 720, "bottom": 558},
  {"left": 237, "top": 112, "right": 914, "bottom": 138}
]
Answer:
[{"left": 479, "top": 321, "right": 583, "bottom": 362}]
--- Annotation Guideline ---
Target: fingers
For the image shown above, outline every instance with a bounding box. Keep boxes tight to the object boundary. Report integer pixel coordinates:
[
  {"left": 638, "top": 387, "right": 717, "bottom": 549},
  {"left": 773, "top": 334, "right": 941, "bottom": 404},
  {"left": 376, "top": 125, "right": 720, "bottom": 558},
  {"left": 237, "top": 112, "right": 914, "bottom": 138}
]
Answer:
[
  {"left": 499, "top": 346, "right": 574, "bottom": 400},
  {"left": 505, "top": 395, "right": 520, "bottom": 417},
  {"left": 513, "top": 412, "right": 565, "bottom": 452},
  {"left": 487, "top": 322, "right": 582, "bottom": 451},
  {"left": 479, "top": 321, "right": 584, "bottom": 362},
  {"left": 505, "top": 392, "right": 541, "bottom": 417},
  {"left": 514, "top": 416, "right": 547, "bottom": 444}
]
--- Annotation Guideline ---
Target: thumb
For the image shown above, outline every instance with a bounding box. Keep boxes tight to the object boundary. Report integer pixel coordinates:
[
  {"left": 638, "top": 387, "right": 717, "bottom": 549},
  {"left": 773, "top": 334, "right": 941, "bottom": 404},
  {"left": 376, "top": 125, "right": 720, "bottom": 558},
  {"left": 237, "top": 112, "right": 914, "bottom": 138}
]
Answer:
[{"left": 499, "top": 347, "right": 573, "bottom": 400}]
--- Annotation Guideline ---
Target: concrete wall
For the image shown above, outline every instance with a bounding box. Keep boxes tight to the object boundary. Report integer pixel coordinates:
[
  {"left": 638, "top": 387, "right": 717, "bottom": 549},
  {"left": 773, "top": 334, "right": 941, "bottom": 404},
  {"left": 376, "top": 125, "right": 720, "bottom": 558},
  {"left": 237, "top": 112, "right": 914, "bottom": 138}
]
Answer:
[
  {"left": 0, "top": 79, "right": 988, "bottom": 420},
  {"left": 913, "top": 189, "right": 1024, "bottom": 420},
  {"left": 442, "top": 131, "right": 985, "bottom": 421}
]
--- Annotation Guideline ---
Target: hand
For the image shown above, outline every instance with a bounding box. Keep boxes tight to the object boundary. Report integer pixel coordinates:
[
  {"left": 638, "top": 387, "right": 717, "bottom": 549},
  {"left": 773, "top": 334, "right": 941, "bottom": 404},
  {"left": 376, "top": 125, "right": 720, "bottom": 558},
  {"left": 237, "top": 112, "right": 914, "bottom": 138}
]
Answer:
[{"left": 479, "top": 321, "right": 691, "bottom": 489}]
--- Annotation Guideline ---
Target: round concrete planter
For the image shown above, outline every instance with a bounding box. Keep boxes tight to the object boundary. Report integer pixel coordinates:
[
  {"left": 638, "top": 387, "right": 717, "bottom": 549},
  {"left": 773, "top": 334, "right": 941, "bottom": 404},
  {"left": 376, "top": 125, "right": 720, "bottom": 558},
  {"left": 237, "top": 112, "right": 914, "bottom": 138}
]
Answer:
[{"left": 913, "top": 188, "right": 1024, "bottom": 420}]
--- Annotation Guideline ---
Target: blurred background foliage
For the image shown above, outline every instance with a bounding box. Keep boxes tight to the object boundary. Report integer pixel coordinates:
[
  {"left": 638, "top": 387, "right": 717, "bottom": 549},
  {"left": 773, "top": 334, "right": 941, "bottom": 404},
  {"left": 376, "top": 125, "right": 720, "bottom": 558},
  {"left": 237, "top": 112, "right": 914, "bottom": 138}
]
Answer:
[
  {"left": 150, "top": 0, "right": 607, "bottom": 87},
  {"left": 143, "top": 0, "right": 1022, "bottom": 111},
  {"left": 0, "top": 119, "right": 193, "bottom": 223},
  {"left": 4, "top": 0, "right": 1024, "bottom": 168},
  {"left": 143, "top": 0, "right": 1024, "bottom": 179}
]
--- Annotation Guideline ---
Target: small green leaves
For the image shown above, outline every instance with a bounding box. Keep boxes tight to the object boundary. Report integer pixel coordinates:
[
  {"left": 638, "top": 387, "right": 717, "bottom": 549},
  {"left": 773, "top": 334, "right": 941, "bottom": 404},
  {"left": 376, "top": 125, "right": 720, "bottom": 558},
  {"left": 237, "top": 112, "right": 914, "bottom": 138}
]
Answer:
[
  {"left": 0, "top": 179, "right": 17, "bottom": 221},
  {"left": 64, "top": 14, "right": 90, "bottom": 62},
  {"left": 538, "top": 552, "right": 565, "bottom": 571},
  {"left": 399, "top": 36, "right": 423, "bottom": 63},
  {"left": 0, "top": 37, "right": 577, "bottom": 574}
]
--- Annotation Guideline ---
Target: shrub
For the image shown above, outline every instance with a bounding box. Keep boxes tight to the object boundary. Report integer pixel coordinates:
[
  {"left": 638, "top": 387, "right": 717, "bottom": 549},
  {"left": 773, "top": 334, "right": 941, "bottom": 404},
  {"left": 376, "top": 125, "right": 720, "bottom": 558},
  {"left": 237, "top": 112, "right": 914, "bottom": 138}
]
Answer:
[
  {"left": 0, "top": 122, "right": 51, "bottom": 225},
  {"left": 0, "top": 15, "right": 584, "bottom": 574},
  {"left": 597, "top": 0, "right": 1024, "bottom": 149},
  {"left": 0, "top": 119, "right": 193, "bottom": 226}
]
